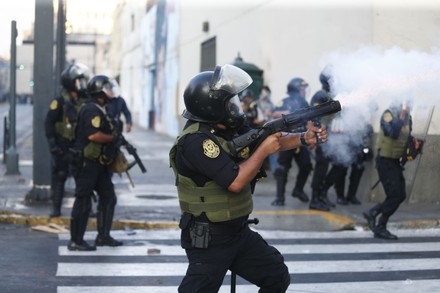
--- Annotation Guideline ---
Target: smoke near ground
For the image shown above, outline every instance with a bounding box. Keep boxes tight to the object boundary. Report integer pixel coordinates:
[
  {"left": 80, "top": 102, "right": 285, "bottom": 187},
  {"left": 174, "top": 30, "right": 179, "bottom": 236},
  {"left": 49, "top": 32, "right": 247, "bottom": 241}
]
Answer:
[{"left": 319, "top": 46, "right": 439, "bottom": 165}]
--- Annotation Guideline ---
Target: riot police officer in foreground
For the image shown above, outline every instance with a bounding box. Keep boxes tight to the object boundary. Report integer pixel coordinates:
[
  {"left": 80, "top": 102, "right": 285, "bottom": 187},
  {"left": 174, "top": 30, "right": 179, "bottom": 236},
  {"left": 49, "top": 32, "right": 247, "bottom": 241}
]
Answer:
[
  {"left": 68, "top": 75, "right": 123, "bottom": 251},
  {"left": 271, "top": 77, "right": 313, "bottom": 206},
  {"left": 170, "top": 64, "right": 327, "bottom": 292},
  {"left": 45, "top": 63, "right": 90, "bottom": 217},
  {"left": 363, "top": 99, "right": 422, "bottom": 240}
]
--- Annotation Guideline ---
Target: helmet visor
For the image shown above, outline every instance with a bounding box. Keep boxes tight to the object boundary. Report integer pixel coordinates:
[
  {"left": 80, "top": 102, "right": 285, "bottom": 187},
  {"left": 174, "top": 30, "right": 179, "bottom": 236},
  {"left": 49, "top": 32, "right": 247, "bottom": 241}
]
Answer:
[
  {"left": 226, "top": 94, "right": 244, "bottom": 118},
  {"left": 211, "top": 64, "right": 253, "bottom": 95},
  {"left": 110, "top": 79, "right": 122, "bottom": 98},
  {"left": 74, "top": 77, "right": 88, "bottom": 92},
  {"left": 102, "top": 82, "right": 115, "bottom": 99}
]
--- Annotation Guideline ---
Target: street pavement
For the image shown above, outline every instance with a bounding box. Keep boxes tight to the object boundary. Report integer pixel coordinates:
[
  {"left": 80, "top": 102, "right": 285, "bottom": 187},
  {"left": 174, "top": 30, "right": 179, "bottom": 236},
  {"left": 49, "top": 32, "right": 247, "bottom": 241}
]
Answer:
[{"left": 0, "top": 105, "right": 439, "bottom": 233}]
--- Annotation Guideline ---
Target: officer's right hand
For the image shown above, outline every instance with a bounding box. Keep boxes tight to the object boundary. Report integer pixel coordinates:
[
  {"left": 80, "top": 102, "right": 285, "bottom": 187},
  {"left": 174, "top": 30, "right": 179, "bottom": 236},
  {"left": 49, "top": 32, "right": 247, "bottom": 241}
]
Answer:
[{"left": 260, "top": 132, "right": 281, "bottom": 155}]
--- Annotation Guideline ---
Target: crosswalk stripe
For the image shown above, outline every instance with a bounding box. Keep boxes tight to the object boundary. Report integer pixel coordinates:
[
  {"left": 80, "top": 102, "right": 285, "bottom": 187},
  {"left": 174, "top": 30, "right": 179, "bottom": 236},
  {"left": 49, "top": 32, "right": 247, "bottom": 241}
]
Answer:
[
  {"left": 59, "top": 241, "right": 440, "bottom": 256},
  {"left": 57, "top": 258, "right": 440, "bottom": 276},
  {"left": 56, "top": 229, "right": 440, "bottom": 292},
  {"left": 57, "top": 279, "right": 440, "bottom": 293},
  {"left": 57, "top": 228, "right": 440, "bottom": 241}
]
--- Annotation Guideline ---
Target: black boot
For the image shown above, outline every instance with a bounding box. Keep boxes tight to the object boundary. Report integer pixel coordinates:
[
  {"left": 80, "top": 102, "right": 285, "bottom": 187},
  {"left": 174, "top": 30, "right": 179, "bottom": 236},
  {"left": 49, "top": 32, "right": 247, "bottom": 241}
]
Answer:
[
  {"left": 309, "top": 191, "right": 331, "bottom": 211},
  {"left": 362, "top": 206, "right": 379, "bottom": 231},
  {"left": 95, "top": 206, "right": 123, "bottom": 247},
  {"left": 69, "top": 216, "right": 95, "bottom": 251},
  {"left": 292, "top": 188, "right": 309, "bottom": 203},
  {"left": 347, "top": 196, "right": 362, "bottom": 205},
  {"left": 336, "top": 196, "right": 348, "bottom": 205},
  {"left": 320, "top": 189, "right": 336, "bottom": 208},
  {"left": 272, "top": 168, "right": 287, "bottom": 206},
  {"left": 49, "top": 180, "right": 64, "bottom": 217},
  {"left": 374, "top": 216, "right": 398, "bottom": 240}
]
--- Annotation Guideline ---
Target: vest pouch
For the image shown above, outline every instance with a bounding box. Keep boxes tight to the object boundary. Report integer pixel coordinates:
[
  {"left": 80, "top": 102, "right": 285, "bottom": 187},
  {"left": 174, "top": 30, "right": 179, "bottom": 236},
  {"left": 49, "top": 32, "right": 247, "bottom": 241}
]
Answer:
[
  {"left": 109, "top": 151, "right": 129, "bottom": 174},
  {"left": 83, "top": 141, "right": 102, "bottom": 160},
  {"left": 55, "top": 121, "right": 75, "bottom": 141}
]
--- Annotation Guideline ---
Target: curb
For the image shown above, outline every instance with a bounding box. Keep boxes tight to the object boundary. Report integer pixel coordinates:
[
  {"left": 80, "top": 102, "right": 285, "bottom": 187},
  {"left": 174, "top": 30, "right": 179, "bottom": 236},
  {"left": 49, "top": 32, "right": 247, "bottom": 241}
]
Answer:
[{"left": 0, "top": 211, "right": 179, "bottom": 231}]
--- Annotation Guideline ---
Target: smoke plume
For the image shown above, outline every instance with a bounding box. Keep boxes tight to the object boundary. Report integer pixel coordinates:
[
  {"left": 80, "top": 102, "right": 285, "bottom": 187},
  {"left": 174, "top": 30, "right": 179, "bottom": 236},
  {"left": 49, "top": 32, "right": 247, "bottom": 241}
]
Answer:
[{"left": 319, "top": 46, "right": 439, "bottom": 165}]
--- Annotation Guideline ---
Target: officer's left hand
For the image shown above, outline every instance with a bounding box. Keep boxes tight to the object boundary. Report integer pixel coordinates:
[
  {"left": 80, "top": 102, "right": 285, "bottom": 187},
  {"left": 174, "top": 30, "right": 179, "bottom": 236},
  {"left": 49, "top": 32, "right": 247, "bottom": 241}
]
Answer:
[{"left": 305, "top": 121, "right": 327, "bottom": 149}]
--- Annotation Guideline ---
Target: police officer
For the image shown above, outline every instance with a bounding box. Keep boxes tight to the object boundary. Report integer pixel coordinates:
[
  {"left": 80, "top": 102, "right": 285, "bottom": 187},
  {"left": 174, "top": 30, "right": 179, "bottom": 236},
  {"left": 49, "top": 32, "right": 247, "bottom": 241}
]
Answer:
[
  {"left": 105, "top": 79, "right": 133, "bottom": 133},
  {"left": 68, "top": 75, "right": 123, "bottom": 251},
  {"left": 271, "top": 77, "right": 312, "bottom": 206},
  {"left": 45, "top": 63, "right": 90, "bottom": 217},
  {"left": 170, "top": 64, "right": 327, "bottom": 292},
  {"left": 309, "top": 71, "right": 337, "bottom": 211},
  {"left": 240, "top": 89, "right": 263, "bottom": 128},
  {"left": 363, "top": 100, "right": 422, "bottom": 240}
]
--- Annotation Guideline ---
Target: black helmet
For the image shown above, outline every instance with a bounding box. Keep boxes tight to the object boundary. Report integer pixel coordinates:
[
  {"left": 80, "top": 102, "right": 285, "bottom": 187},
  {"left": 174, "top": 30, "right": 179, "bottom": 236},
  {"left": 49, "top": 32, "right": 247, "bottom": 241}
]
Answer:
[
  {"left": 319, "top": 71, "right": 331, "bottom": 92},
  {"left": 240, "top": 89, "right": 254, "bottom": 100},
  {"left": 287, "top": 77, "right": 308, "bottom": 93},
  {"left": 182, "top": 64, "right": 252, "bottom": 128},
  {"left": 87, "top": 75, "right": 116, "bottom": 99},
  {"left": 60, "top": 63, "right": 90, "bottom": 92}
]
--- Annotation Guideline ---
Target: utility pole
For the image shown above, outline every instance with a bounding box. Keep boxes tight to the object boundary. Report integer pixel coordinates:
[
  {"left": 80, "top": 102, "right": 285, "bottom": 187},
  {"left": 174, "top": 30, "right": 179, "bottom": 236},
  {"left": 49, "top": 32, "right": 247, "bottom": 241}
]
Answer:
[
  {"left": 54, "top": 0, "right": 66, "bottom": 92},
  {"left": 25, "top": 0, "right": 54, "bottom": 202},
  {"left": 5, "top": 20, "right": 20, "bottom": 175}
]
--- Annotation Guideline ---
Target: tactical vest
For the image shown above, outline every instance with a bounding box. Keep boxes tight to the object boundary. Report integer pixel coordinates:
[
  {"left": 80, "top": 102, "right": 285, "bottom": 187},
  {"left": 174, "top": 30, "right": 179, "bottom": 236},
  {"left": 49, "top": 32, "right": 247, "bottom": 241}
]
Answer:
[
  {"left": 83, "top": 103, "right": 113, "bottom": 163},
  {"left": 169, "top": 123, "right": 253, "bottom": 223},
  {"left": 378, "top": 109, "right": 410, "bottom": 159},
  {"left": 54, "top": 92, "right": 83, "bottom": 141}
]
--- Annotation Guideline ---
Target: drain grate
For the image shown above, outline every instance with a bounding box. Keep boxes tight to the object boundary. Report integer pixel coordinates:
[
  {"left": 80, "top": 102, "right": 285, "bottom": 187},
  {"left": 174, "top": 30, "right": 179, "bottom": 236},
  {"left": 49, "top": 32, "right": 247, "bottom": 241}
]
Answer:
[{"left": 136, "top": 194, "right": 175, "bottom": 200}]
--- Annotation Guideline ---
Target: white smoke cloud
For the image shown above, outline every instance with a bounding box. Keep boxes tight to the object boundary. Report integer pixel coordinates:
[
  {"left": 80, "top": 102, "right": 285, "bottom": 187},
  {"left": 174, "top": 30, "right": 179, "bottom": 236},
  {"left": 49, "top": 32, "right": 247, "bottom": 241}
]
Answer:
[{"left": 319, "top": 46, "right": 440, "bottom": 165}]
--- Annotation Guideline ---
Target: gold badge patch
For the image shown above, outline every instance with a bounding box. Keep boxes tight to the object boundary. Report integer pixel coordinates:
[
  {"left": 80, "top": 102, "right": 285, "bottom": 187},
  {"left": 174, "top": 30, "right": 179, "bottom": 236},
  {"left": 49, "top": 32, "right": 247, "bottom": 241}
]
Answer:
[
  {"left": 50, "top": 100, "right": 58, "bottom": 110},
  {"left": 383, "top": 112, "right": 393, "bottom": 123},
  {"left": 91, "top": 116, "right": 101, "bottom": 128},
  {"left": 203, "top": 139, "right": 220, "bottom": 158}
]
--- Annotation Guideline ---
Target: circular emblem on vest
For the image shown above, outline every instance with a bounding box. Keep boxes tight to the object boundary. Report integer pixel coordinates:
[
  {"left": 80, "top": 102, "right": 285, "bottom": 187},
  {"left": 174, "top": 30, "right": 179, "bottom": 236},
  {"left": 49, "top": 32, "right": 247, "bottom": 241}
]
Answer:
[
  {"left": 50, "top": 100, "right": 58, "bottom": 110},
  {"left": 203, "top": 139, "right": 220, "bottom": 158},
  {"left": 91, "top": 116, "right": 101, "bottom": 128},
  {"left": 383, "top": 111, "right": 393, "bottom": 123}
]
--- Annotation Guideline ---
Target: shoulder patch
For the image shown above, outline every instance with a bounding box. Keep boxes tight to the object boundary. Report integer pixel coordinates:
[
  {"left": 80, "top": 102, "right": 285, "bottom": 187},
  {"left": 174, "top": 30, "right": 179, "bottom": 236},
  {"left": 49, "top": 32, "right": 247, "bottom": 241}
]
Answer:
[
  {"left": 383, "top": 111, "right": 393, "bottom": 123},
  {"left": 202, "top": 139, "right": 220, "bottom": 159},
  {"left": 91, "top": 116, "right": 101, "bottom": 128},
  {"left": 50, "top": 100, "right": 58, "bottom": 110}
]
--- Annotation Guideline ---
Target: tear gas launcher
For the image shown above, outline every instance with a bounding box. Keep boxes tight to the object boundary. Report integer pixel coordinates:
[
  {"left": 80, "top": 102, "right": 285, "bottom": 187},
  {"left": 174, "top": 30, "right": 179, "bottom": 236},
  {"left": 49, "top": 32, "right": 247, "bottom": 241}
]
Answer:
[{"left": 228, "top": 100, "right": 342, "bottom": 156}]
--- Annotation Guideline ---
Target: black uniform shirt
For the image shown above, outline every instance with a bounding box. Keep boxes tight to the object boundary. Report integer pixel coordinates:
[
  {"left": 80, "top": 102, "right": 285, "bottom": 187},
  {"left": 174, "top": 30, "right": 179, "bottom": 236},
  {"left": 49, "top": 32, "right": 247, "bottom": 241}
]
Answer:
[
  {"left": 176, "top": 125, "right": 239, "bottom": 189},
  {"left": 74, "top": 101, "right": 111, "bottom": 151}
]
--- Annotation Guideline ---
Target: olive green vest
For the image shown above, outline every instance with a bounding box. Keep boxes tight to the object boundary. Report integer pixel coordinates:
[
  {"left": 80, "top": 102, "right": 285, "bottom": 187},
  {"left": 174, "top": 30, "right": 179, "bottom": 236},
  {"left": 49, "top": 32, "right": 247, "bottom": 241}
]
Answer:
[
  {"left": 54, "top": 92, "right": 83, "bottom": 141},
  {"left": 83, "top": 103, "right": 108, "bottom": 161},
  {"left": 378, "top": 109, "right": 410, "bottom": 159},
  {"left": 169, "top": 123, "right": 253, "bottom": 222}
]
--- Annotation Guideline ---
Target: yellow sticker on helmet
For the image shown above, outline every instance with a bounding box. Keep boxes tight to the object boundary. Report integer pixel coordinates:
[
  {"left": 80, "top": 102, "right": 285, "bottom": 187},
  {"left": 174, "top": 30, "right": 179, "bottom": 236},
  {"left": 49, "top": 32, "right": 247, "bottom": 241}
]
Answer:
[
  {"left": 91, "top": 116, "right": 101, "bottom": 128},
  {"left": 50, "top": 100, "right": 58, "bottom": 110},
  {"left": 383, "top": 112, "right": 393, "bottom": 123},
  {"left": 203, "top": 139, "right": 220, "bottom": 158}
]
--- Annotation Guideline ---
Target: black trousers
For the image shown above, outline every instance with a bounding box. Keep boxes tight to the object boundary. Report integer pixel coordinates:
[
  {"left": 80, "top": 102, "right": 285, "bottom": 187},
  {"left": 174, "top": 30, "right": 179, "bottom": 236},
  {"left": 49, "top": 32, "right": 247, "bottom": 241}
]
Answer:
[
  {"left": 70, "top": 159, "right": 116, "bottom": 243},
  {"left": 311, "top": 145, "right": 330, "bottom": 192},
  {"left": 178, "top": 226, "right": 290, "bottom": 293},
  {"left": 375, "top": 157, "right": 406, "bottom": 220},
  {"left": 276, "top": 146, "right": 312, "bottom": 192}
]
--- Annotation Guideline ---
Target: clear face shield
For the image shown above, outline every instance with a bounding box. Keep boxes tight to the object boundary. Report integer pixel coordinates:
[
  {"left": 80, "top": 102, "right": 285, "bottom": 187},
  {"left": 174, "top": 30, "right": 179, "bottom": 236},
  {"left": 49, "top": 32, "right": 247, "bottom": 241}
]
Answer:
[
  {"left": 70, "top": 63, "right": 90, "bottom": 92},
  {"left": 211, "top": 64, "right": 253, "bottom": 95},
  {"left": 110, "top": 79, "right": 122, "bottom": 98},
  {"left": 102, "top": 82, "right": 116, "bottom": 99},
  {"left": 211, "top": 64, "right": 252, "bottom": 127}
]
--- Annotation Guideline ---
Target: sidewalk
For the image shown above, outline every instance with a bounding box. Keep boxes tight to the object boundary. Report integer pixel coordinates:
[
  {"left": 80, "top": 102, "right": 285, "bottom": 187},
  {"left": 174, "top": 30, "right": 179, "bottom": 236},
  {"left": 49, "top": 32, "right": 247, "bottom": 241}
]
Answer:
[{"left": 1, "top": 124, "right": 439, "bottom": 232}]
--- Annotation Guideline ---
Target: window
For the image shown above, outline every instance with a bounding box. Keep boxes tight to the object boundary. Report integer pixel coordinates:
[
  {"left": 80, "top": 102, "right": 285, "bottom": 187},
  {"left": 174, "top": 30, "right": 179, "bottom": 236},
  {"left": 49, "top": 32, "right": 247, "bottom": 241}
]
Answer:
[{"left": 200, "top": 37, "right": 216, "bottom": 72}]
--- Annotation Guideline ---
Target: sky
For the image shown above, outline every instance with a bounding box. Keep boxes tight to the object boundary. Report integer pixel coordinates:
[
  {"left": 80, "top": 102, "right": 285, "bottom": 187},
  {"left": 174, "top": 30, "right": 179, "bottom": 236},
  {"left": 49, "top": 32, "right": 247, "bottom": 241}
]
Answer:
[{"left": 0, "top": 0, "right": 35, "bottom": 58}]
